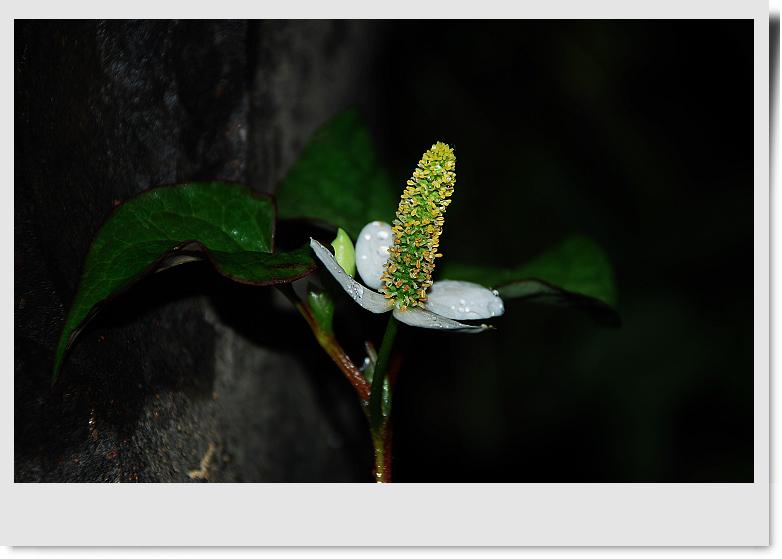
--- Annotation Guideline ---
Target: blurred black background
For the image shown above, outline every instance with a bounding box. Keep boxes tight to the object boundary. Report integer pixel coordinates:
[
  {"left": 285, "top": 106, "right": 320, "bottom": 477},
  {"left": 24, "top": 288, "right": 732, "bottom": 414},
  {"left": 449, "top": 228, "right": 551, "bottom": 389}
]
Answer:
[{"left": 15, "top": 20, "right": 753, "bottom": 482}]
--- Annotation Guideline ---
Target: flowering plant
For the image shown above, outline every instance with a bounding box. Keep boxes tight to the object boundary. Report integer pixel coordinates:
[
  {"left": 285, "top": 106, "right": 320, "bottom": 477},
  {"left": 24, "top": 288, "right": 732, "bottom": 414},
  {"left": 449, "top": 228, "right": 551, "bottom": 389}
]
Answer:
[{"left": 54, "top": 109, "right": 616, "bottom": 482}]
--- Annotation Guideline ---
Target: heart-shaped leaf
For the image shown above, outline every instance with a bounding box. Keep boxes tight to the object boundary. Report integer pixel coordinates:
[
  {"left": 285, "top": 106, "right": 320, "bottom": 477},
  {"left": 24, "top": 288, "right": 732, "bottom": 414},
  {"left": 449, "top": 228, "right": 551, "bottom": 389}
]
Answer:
[
  {"left": 275, "top": 109, "right": 396, "bottom": 239},
  {"left": 440, "top": 235, "right": 618, "bottom": 322},
  {"left": 54, "top": 182, "right": 315, "bottom": 379}
]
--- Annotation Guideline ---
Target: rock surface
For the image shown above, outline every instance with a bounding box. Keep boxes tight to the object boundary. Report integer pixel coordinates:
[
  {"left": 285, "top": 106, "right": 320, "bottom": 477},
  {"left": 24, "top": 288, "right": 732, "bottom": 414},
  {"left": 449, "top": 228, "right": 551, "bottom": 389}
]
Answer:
[{"left": 15, "top": 20, "right": 380, "bottom": 482}]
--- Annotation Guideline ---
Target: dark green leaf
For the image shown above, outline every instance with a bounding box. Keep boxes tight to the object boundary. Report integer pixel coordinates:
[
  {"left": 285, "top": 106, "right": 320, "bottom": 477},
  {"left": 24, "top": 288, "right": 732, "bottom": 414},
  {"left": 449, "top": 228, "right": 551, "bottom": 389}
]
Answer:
[
  {"left": 54, "top": 182, "right": 315, "bottom": 379},
  {"left": 276, "top": 109, "right": 397, "bottom": 239},
  {"left": 440, "top": 235, "right": 618, "bottom": 321}
]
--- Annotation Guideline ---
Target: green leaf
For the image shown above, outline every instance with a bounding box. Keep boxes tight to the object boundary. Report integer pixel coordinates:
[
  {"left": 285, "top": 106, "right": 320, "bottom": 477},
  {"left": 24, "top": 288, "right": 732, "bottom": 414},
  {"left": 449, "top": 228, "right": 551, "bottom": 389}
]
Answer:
[
  {"left": 440, "top": 235, "right": 618, "bottom": 320},
  {"left": 54, "top": 182, "right": 315, "bottom": 379},
  {"left": 276, "top": 109, "right": 397, "bottom": 239},
  {"left": 306, "top": 288, "right": 335, "bottom": 335}
]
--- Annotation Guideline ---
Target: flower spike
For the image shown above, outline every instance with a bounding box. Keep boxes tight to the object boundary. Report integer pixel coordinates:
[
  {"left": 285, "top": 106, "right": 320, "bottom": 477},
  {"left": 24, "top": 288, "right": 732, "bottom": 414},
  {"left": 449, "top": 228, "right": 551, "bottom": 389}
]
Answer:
[{"left": 380, "top": 142, "right": 455, "bottom": 310}]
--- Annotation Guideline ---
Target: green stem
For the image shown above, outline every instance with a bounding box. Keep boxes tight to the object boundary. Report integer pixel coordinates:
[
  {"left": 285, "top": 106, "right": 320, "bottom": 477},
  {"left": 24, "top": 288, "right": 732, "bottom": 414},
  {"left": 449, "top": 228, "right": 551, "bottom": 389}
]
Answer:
[
  {"left": 368, "top": 316, "right": 398, "bottom": 483},
  {"left": 372, "top": 425, "right": 392, "bottom": 483},
  {"left": 369, "top": 315, "right": 397, "bottom": 432}
]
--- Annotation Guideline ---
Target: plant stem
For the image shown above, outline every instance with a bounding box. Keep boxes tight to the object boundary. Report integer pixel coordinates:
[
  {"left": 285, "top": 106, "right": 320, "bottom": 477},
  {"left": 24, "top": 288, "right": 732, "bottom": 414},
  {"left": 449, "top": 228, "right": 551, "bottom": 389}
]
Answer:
[
  {"left": 278, "top": 285, "right": 370, "bottom": 402},
  {"left": 371, "top": 423, "right": 393, "bottom": 483},
  {"left": 278, "top": 285, "right": 398, "bottom": 482},
  {"left": 368, "top": 316, "right": 398, "bottom": 483},
  {"left": 369, "top": 315, "right": 397, "bottom": 432}
]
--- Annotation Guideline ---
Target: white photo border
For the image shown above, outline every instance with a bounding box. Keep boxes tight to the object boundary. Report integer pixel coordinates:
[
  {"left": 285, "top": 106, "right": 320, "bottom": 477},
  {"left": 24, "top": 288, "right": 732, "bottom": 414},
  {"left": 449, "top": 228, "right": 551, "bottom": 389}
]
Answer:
[{"left": 2, "top": 0, "right": 770, "bottom": 547}]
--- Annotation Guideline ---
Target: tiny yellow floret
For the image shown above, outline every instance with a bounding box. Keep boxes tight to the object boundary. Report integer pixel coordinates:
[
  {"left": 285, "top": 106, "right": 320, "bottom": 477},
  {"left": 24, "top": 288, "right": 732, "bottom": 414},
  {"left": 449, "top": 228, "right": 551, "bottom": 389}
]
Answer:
[{"left": 380, "top": 142, "right": 455, "bottom": 309}]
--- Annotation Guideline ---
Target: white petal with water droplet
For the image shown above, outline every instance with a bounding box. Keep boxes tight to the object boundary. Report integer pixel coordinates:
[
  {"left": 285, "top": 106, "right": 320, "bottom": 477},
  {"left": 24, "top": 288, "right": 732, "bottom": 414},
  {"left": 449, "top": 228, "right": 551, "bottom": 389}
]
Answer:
[
  {"left": 310, "top": 238, "right": 392, "bottom": 314},
  {"left": 424, "top": 280, "right": 505, "bottom": 320},
  {"left": 355, "top": 221, "right": 392, "bottom": 290},
  {"left": 392, "top": 306, "right": 490, "bottom": 332}
]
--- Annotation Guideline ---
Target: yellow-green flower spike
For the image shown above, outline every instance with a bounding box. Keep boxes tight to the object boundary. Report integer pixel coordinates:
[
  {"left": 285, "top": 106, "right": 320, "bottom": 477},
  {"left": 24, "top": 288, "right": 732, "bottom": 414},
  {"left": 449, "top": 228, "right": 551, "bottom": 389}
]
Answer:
[{"left": 380, "top": 142, "right": 455, "bottom": 310}]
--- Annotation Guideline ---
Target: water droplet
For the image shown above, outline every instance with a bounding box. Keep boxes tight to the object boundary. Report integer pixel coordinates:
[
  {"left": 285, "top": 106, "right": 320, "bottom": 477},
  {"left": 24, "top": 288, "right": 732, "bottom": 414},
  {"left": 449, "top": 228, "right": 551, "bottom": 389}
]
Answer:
[{"left": 347, "top": 282, "right": 362, "bottom": 300}]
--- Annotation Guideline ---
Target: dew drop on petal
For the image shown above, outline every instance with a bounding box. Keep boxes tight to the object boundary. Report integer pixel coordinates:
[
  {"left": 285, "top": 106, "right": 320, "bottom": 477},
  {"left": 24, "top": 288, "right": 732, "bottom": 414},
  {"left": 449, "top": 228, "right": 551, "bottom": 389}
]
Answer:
[{"left": 349, "top": 282, "right": 364, "bottom": 300}]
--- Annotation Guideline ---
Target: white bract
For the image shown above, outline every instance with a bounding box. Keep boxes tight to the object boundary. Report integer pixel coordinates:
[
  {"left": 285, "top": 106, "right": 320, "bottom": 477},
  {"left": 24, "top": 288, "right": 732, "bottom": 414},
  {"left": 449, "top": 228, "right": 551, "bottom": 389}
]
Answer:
[
  {"left": 310, "top": 220, "right": 504, "bottom": 332},
  {"left": 355, "top": 220, "right": 392, "bottom": 290}
]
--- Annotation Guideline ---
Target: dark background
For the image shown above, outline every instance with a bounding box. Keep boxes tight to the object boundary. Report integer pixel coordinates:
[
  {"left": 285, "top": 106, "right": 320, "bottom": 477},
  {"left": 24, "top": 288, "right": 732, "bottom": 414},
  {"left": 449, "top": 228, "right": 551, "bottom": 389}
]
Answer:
[{"left": 15, "top": 20, "right": 753, "bottom": 482}]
